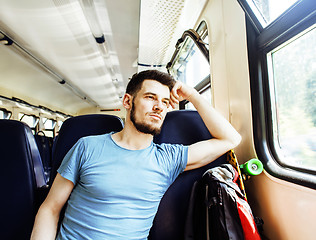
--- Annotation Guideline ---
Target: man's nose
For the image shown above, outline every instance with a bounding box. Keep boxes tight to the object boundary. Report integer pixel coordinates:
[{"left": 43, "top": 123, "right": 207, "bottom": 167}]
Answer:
[{"left": 153, "top": 101, "right": 164, "bottom": 112}]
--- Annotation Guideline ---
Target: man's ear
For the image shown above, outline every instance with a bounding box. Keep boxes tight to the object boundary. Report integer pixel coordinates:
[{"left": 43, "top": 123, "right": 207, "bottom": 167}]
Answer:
[{"left": 122, "top": 93, "right": 133, "bottom": 110}]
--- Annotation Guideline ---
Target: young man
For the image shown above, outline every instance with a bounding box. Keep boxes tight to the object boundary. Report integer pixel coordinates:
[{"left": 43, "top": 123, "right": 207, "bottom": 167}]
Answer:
[{"left": 31, "top": 70, "right": 241, "bottom": 239}]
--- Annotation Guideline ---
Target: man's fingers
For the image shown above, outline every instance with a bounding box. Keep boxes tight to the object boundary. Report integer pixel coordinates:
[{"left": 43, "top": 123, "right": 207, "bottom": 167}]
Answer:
[
  {"left": 169, "top": 94, "right": 179, "bottom": 109},
  {"left": 170, "top": 93, "right": 179, "bottom": 103},
  {"left": 171, "top": 82, "right": 180, "bottom": 98}
]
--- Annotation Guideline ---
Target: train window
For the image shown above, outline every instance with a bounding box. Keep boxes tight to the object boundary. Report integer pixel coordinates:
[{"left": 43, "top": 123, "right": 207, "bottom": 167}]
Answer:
[
  {"left": 0, "top": 108, "right": 11, "bottom": 119},
  {"left": 57, "top": 120, "right": 63, "bottom": 130},
  {"left": 268, "top": 26, "right": 316, "bottom": 171},
  {"left": 42, "top": 118, "right": 56, "bottom": 137},
  {"left": 167, "top": 21, "right": 210, "bottom": 109},
  {"left": 19, "top": 113, "right": 39, "bottom": 133},
  {"left": 242, "top": 0, "right": 316, "bottom": 187},
  {"left": 245, "top": 0, "right": 299, "bottom": 27},
  {"left": 196, "top": 21, "right": 209, "bottom": 51},
  {"left": 170, "top": 36, "right": 209, "bottom": 88},
  {"left": 185, "top": 86, "right": 212, "bottom": 110}
]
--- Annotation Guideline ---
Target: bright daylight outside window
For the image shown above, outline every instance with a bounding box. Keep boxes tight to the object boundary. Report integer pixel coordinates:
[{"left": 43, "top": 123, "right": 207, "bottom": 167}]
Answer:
[
  {"left": 19, "top": 113, "right": 39, "bottom": 133},
  {"left": 246, "top": 0, "right": 299, "bottom": 27},
  {"left": 268, "top": 25, "right": 316, "bottom": 171},
  {"left": 169, "top": 26, "right": 210, "bottom": 109},
  {"left": 0, "top": 109, "right": 11, "bottom": 119},
  {"left": 42, "top": 117, "right": 56, "bottom": 137},
  {"left": 169, "top": 36, "right": 209, "bottom": 88}
]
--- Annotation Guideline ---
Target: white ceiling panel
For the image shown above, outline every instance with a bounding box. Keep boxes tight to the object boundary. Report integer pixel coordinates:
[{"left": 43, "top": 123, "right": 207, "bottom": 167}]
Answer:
[
  {"left": 0, "top": 0, "right": 204, "bottom": 115},
  {"left": 0, "top": 0, "right": 139, "bottom": 114}
]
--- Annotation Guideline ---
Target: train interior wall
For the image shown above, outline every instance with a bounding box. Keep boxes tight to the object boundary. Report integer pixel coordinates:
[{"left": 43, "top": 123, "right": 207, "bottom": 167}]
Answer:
[{"left": 199, "top": 0, "right": 316, "bottom": 239}]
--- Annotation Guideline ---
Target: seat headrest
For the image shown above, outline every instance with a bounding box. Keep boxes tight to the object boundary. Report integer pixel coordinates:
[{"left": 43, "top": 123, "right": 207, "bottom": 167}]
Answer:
[
  {"left": 154, "top": 110, "right": 212, "bottom": 145},
  {"left": 0, "top": 119, "right": 46, "bottom": 239},
  {"left": 50, "top": 114, "right": 124, "bottom": 185},
  {"left": 0, "top": 119, "right": 47, "bottom": 187}
]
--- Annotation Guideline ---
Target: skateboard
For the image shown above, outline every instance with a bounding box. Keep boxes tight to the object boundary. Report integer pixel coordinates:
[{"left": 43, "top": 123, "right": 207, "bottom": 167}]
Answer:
[{"left": 227, "top": 150, "right": 263, "bottom": 199}]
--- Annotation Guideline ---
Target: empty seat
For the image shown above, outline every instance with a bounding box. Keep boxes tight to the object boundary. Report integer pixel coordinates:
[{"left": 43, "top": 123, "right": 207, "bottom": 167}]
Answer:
[
  {"left": 149, "top": 110, "right": 227, "bottom": 240},
  {"left": 49, "top": 114, "right": 124, "bottom": 186},
  {"left": 0, "top": 120, "right": 47, "bottom": 240},
  {"left": 34, "top": 132, "right": 53, "bottom": 181}
]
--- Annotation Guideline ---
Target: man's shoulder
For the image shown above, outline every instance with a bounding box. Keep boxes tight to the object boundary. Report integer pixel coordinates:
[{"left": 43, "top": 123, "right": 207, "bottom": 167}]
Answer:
[
  {"left": 153, "top": 142, "right": 186, "bottom": 153},
  {"left": 79, "top": 132, "right": 112, "bottom": 146}
]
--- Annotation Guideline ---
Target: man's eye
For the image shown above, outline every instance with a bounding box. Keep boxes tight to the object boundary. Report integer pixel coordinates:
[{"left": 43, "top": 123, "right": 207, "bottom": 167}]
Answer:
[{"left": 163, "top": 101, "right": 170, "bottom": 106}]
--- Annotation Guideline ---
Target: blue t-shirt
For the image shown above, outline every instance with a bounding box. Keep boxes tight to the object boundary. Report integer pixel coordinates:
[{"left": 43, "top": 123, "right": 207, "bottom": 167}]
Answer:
[{"left": 56, "top": 133, "right": 188, "bottom": 240}]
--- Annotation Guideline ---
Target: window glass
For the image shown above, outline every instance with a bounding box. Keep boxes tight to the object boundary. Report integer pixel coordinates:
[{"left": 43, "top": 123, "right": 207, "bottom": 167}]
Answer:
[
  {"left": 42, "top": 118, "right": 56, "bottom": 137},
  {"left": 42, "top": 130, "right": 54, "bottom": 138},
  {"left": 57, "top": 120, "right": 63, "bottom": 130},
  {"left": 246, "top": 0, "right": 298, "bottom": 27},
  {"left": 43, "top": 118, "right": 56, "bottom": 130},
  {"left": 168, "top": 22, "right": 210, "bottom": 110},
  {"left": 169, "top": 36, "right": 209, "bottom": 88},
  {"left": 185, "top": 88, "right": 212, "bottom": 110},
  {"left": 19, "top": 113, "right": 39, "bottom": 133},
  {"left": 0, "top": 108, "right": 11, "bottom": 119},
  {"left": 268, "top": 25, "right": 316, "bottom": 171}
]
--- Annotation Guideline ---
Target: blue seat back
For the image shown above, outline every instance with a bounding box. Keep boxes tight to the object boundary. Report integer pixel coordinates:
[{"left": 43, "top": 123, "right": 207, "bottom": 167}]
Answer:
[
  {"left": 34, "top": 133, "right": 53, "bottom": 181},
  {"left": 50, "top": 114, "right": 124, "bottom": 185},
  {"left": 149, "top": 110, "right": 227, "bottom": 240},
  {"left": 0, "top": 120, "right": 47, "bottom": 240}
]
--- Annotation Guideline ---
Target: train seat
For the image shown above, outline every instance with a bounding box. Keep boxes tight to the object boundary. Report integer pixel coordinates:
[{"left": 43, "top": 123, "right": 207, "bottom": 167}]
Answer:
[
  {"left": 49, "top": 114, "right": 124, "bottom": 186},
  {"left": 0, "top": 120, "right": 47, "bottom": 240},
  {"left": 149, "top": 110, "right": 227, "bottom": 240},
  {"left": 34, "top": 132, "right": 53, "bottom": 181}
]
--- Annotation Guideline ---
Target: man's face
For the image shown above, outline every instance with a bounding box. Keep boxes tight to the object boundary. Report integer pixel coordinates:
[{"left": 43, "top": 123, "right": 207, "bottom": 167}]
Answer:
[{"left": 130, "top": 80, "right": 170, "bottom": 135}]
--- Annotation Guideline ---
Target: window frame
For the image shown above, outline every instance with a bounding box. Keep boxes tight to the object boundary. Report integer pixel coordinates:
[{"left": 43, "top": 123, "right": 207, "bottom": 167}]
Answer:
[
  {"left": 239, "top": 0, "right": 316, "bottom": 188},
  {"left": 19, "top": 113, "right": 39, "bottom": 133},
  {"left": 167, "top": 21, "right": 210, "bottom": 109}
]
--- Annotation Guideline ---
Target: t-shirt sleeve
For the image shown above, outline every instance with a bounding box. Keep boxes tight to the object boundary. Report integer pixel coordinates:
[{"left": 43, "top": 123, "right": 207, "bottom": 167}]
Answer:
[
  {"left": 159, "top": 143, "right": 188, "bottom": 184},
  {"left": 57, "top": 138, "right": 86, "bottom": 184}
]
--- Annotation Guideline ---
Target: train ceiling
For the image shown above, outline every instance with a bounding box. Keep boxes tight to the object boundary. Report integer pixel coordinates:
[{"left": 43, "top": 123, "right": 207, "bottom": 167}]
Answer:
[{"left": 0, "top": 0, "right": 205, "bottom": 115}]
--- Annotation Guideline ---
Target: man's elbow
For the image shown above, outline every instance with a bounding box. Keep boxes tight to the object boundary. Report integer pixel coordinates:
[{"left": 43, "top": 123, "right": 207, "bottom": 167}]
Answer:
[{"left": 230, "top": 132, "right": 242, "bottom": 149}]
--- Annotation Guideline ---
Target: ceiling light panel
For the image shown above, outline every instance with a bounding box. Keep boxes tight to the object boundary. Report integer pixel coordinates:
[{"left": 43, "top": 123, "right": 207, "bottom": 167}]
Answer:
[
  {"left": 138, "top": 0, "right": 185, "bottom": 70},
  {"left": 0, "top": 0, "right": 122, "bottom": 109}
]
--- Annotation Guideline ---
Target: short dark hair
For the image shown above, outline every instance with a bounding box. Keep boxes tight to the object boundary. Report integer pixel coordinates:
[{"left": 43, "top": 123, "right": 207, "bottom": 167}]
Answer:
[{"left": 126, "top": 70, "right": 176, "bottom": 96}]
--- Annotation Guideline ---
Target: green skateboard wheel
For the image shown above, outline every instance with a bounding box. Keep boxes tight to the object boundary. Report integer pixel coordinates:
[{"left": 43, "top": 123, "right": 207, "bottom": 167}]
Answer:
[{"left": 240, "top": 159, "right": 263, "bottom": 176}]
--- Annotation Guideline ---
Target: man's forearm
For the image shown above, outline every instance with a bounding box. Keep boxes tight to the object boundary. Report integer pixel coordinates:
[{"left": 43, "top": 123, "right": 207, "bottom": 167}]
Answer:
[{"left": 31, "top": 204, "right": 59, "bottom": 240}]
